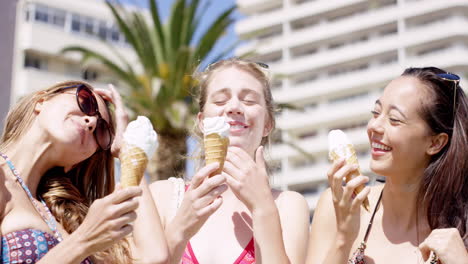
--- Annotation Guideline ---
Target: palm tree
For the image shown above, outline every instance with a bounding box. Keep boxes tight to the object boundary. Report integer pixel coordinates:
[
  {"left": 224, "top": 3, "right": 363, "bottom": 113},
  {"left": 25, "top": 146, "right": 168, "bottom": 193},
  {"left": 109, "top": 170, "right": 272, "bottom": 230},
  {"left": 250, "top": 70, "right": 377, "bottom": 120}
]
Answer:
[{"left": 62, "top": 0, "right": 235, "bottom": 181}]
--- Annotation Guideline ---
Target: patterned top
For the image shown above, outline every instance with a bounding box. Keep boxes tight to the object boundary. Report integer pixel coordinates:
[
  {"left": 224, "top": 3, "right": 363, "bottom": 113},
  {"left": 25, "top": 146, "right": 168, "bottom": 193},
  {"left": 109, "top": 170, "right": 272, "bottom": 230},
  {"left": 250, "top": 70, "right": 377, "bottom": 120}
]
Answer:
[
  {"left": 181, "top": 238, "right": 255, "bottom": 264},
  {"left": 1, "top": 229, "right": 92, "bottom": 264}
]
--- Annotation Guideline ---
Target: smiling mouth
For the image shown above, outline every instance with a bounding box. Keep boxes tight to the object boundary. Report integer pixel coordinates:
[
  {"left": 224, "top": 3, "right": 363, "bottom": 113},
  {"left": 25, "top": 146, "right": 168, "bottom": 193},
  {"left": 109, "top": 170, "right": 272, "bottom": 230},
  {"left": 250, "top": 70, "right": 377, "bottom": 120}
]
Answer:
[
  {"left": 371, "top": 142, "right": 392, "bottom": 151},
  {"left": 228, "top": 121, "right": 248, "bottom": 130}
]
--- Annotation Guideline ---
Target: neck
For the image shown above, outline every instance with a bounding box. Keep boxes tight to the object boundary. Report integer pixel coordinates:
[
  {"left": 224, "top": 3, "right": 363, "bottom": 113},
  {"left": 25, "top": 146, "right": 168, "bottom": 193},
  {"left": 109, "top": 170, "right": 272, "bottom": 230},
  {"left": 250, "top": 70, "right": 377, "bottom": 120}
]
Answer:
[
  {"left": 382, "top": 169, "right": 426, "bottom": 231},
  {"left": 1, "top": 129, "right": 57, "bottom": 198}
]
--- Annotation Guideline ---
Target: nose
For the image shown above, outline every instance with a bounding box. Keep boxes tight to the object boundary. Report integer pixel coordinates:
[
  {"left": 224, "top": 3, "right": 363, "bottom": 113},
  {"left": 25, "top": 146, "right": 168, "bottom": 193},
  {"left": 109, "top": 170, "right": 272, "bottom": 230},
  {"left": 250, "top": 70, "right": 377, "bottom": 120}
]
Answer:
[
  {"left": 226, "top": 98, "right": 243, "bottom": 115},
  {"left": 84, "top": 115, "right": 97, "bottom": 132},
  {"left": 367, "top": 115, "right": 384, "bottom": 135}
]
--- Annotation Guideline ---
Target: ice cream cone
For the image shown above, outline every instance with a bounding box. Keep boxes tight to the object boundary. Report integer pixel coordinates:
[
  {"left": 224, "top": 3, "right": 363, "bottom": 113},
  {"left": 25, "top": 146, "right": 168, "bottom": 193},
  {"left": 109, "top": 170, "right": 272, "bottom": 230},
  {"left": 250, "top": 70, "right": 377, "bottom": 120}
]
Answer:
[
  {"left": 204, "top": 133, "right": 229, "bottom": 176},
  {"left": 330, "top": 144, "right": 370, "bottom": 211},
  {"left": 120, "top": 144, "right": 149, "bottom": 187}
]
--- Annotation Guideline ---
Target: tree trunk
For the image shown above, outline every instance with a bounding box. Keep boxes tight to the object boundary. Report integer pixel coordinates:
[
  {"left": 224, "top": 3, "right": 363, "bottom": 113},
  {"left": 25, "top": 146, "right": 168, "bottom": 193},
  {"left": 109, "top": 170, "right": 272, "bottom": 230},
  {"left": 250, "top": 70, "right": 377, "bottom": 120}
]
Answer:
[{"left": 147, "top": 131, "right": 187, "bottom": 181}]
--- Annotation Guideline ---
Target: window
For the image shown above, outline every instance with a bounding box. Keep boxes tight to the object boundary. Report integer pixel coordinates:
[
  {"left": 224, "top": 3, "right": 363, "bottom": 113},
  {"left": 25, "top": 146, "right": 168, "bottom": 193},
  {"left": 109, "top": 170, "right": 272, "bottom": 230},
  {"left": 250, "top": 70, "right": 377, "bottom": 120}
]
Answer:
[
  {"left": 71, "top": 14, "right": 81, "bottom": 32},
  {"left": 111, "top": 26, "right": 120, "bottom": 42},
  {"left": 51, "top": 10, "right": 66, "bottom": 27},
  {"left": 83, "top": 69, "right": 99, "bottom": 81},
  {"left": 34, "top": 5, "right": 48, "bottom": 23},
  {"left": 85, "top": 17, "right": 94, "bottom": 35},
  {"left": 24, "top": 54, "right": 46, "bottom": 70},
  {"left": 98, "top": 21, "right": 108, "bottom": 40}
]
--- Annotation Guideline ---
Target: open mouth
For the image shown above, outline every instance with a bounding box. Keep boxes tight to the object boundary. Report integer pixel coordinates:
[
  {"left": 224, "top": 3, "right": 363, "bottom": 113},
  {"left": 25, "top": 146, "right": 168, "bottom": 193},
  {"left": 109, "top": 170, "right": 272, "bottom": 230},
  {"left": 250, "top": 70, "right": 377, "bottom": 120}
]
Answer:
[
  {"left": 371, "top": 141, "right": 392, "bottom": 151},
  {"left": 228, "top": 121, "right": 248, "bottom": 131}
]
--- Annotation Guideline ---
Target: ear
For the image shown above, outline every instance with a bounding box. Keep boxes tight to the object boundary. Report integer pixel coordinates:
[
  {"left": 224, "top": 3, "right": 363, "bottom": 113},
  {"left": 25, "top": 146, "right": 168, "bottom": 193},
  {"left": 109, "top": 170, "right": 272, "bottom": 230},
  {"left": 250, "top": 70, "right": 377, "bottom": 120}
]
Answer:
[
  {"left": 262, "top": 115, "right": 273, "bottom": 137},
  {"left": 34, "top": 98, "right": 45, "bottom": 113},
  {"left": 197, "top": 112, "right": 204, "bottom": 134},
  {"left": 426, "top": 132, "right": 449, "bottom": 156}
]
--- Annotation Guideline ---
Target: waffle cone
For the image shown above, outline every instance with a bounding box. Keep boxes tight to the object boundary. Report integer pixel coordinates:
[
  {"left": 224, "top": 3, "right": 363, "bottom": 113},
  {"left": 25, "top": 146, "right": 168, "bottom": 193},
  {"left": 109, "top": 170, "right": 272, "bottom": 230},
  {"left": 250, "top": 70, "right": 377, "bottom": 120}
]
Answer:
[
  {"left": 120, "top": 144, "right": 148, "bottom": 187},
  {"left": 204, "top": 133, "right": 229, "bottom": 176},
  {"left": 330, "top": 144, "right": 370, "bottom": 211}
]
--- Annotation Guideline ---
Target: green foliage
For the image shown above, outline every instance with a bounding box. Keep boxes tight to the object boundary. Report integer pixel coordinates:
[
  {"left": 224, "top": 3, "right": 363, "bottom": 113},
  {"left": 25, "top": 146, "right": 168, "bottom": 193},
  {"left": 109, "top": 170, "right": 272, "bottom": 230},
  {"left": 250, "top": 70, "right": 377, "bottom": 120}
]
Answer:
[{"left": 62, "top": 0, "right": 236, "bottom": 135}]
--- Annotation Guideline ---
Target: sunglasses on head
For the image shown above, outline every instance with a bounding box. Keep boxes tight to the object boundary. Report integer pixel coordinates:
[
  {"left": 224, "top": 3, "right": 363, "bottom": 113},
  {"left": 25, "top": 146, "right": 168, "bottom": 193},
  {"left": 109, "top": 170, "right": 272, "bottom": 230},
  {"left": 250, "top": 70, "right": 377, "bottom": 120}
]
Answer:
[
  {"left": 437, "top": 72, "right": 461, "bottom": 115},
  {"left": 58, "top": 84, "right": 113, "bottom": 150},
  {"left": 206, "top": 59, "right": 269, "bottom": 72}
]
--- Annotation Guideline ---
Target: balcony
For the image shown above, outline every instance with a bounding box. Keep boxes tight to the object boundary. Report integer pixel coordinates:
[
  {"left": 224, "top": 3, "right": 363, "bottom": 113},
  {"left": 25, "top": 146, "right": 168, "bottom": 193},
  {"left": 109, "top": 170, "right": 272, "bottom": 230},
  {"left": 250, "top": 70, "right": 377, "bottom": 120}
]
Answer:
[
  {"left": 269, "top": 126, "right": 369, "bottom": 160},
  {"left": 273, "top": 63, "right": 399, "bottom": 104},
  {"left": 237, "top": 0, "right": 468, "bottom": 57},
  {"left": 272, "top": 155, "right": 372, "bottom": 188},
  {"left": 237, "top": 0, "right": 282, "bottom": 15},
  {"left": 14, "top": 68, "right": 111, "bottom": 102},
  {"left": 277, "top": 92, "right": 375, "bottom": 131},
  {"left": 18, "top": 20, "right": 138, "bottom": 68},
  {"left": 236, "top": 0, "right": 366, "bottom": 37}
]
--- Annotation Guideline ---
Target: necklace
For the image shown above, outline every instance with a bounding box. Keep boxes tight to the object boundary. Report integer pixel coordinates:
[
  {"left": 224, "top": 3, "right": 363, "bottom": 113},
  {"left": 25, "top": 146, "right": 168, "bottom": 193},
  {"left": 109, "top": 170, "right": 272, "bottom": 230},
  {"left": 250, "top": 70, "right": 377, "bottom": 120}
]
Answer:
[{"left": 0, "top": 152, "right": 63, "bottom": 241}]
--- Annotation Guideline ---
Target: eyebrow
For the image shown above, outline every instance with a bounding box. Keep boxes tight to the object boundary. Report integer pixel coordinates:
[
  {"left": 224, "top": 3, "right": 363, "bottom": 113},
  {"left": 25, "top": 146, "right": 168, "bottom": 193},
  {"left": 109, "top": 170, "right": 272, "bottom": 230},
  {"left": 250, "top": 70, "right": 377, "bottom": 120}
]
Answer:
[{"left": 375, "top": 99, "right": 407, "bottom": 119}]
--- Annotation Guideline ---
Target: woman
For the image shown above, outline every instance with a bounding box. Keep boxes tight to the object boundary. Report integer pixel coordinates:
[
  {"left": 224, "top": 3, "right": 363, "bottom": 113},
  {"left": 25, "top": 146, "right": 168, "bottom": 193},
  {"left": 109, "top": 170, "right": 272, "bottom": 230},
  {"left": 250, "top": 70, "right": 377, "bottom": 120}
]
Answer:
[
  {"left": 150, "top": 58, "right": 310, "bottom": 264},
  {"left": 0, "top": 81, "right": 168, "bottom": 263},
  {"left": 307, "top": 67, "right": 468, "bottom": 264}
]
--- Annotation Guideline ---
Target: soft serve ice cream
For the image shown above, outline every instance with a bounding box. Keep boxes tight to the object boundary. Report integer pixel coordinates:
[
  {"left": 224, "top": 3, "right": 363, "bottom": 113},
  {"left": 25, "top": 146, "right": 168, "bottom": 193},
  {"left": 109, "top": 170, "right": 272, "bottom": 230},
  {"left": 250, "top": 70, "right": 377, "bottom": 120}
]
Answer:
[
  {"left": 328, "top": 129, "right": 370, "bottom": 211},
  {"left": 203, "top": 116, "right": 230, "bottom": 176},
  {"left": 120, "top": 116, "right": 158, "bottom": 187}
]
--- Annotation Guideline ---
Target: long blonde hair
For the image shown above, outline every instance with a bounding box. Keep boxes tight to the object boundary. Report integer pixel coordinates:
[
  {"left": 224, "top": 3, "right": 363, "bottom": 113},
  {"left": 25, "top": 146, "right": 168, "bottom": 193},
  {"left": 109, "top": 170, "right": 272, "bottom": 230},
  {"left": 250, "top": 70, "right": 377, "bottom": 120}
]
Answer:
[{"left": 0, "top": 81, "right": 131, "bottom": 263}]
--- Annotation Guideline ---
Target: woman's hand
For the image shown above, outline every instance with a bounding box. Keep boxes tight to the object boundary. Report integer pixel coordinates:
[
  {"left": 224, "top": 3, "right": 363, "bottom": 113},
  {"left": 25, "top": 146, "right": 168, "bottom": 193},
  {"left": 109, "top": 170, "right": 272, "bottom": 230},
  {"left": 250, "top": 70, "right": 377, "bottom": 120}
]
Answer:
[
  {"left": 420, "top": 228, "right": 468, "bottom": 264},
  {"left": 170, "top": 162, "right": 227, "bottom": 241},
  {"left": 223, "top": 146, "right": 273, "bottom": 212},
  {"left": 327, "top": 158, "right": 370, "bottom": 242},
  {"left": 94, "top": 84, "right": 129, "bottom": 157},
  {"left": 71, "top": 185, "right": 142, "bottom": 255}
]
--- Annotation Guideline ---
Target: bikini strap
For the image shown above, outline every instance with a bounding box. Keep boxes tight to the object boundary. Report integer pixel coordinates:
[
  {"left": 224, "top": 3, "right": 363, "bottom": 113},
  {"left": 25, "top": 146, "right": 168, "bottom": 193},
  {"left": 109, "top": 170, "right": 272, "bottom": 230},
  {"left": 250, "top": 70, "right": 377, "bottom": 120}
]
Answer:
[
  {"left": 0, "top": 152, "right": 63, "bottom": 242},
  {"left": 362, "top": 188, "right": 384, "bottom": 243}
]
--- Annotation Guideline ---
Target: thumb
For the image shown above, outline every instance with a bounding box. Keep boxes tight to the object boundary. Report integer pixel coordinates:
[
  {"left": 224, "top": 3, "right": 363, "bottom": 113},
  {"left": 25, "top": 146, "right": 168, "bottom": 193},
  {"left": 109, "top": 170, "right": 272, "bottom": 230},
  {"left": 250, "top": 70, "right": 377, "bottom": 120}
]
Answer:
[{"left": 419, "top": 241, "right": 431, "bottom": 262}]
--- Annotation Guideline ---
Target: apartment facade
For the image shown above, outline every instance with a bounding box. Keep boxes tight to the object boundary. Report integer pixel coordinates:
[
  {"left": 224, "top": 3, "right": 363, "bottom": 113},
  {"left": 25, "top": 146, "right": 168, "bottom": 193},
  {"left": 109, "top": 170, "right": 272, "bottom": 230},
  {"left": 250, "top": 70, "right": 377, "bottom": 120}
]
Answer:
[
  {"left": 9, "top": 0, "right": 139, "bottom": 104},
  {"left": 235, "top": 0, "right": 468, "bottom": 211}
]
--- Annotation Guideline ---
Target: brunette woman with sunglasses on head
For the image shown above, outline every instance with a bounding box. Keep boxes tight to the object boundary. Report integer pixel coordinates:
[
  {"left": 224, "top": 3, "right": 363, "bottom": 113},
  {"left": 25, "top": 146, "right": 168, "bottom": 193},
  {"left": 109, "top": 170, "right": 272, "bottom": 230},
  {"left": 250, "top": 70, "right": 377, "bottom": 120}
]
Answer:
[
  {"left": 307, "top": 67, "right": 468, "bottom": 264},
  {"left": 0, "top": 81, "right": 168, "bottom": 263}
]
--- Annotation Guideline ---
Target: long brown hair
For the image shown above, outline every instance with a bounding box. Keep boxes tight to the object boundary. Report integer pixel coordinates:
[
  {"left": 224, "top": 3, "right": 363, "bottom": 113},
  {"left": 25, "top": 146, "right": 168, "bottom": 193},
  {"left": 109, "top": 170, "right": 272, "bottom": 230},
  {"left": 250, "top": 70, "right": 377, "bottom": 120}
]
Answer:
[
  {"left": 402, "top": 67, "right": 468, "bottom": 247},
  {"left": 0, "top": 81, "right": 131, "bottom": 263}
]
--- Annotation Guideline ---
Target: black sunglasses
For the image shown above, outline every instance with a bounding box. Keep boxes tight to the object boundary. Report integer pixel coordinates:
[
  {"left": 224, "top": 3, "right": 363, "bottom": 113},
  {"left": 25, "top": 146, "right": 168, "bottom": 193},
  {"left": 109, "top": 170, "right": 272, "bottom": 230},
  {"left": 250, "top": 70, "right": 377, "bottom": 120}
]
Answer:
[
  {"left": 437, "top": 72, "right": 461, "bottom": 116},
  {"left": 59, "top": 84, "right": 113, "bottom": 150}
]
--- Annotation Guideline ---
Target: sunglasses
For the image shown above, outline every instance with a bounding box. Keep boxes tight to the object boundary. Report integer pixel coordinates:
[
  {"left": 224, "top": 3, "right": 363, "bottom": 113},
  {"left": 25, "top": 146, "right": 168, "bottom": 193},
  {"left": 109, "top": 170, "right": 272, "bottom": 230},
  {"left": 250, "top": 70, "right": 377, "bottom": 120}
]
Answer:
[
  {"left": 437, "top": 72, "right": 461, "bottom": 116},
  {"left": 58, "top": 84, "right": 113, "bottom": 150},
  {"left": 205, "top": 59, "right": 269, "bottom": 71}
]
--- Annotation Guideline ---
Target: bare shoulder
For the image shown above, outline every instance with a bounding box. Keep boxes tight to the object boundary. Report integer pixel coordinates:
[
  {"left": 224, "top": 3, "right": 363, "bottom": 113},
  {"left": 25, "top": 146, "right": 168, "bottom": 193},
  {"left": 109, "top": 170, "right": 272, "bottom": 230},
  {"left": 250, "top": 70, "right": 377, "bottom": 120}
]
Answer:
[
  {"left": 310, "top": 188, "right": 336, "bottom": 228},
  {"left": 148, "top": 179, "right": 179, "bottom": 225},
  {"left": 272, "top": 189, "right": 309, "bottom": 217}
]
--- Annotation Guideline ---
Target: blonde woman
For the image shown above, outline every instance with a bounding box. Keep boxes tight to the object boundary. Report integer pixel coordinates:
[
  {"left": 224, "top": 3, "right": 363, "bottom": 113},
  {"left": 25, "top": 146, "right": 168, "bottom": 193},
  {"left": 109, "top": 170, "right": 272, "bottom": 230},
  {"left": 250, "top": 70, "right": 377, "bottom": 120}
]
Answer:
[{"left": 150, "top": 58, "right": 310, "bottom": 264}]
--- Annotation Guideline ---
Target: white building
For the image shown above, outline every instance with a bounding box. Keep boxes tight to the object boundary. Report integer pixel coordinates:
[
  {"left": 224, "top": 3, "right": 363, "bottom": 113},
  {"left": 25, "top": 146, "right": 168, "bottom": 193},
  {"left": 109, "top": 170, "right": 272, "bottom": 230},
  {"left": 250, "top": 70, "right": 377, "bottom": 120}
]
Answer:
[
  {"left": 9, "top": 0, "right": 139, "bottom": 103},
  {"left": 235, "top": 0, "right": 468, "bottom": 212}
]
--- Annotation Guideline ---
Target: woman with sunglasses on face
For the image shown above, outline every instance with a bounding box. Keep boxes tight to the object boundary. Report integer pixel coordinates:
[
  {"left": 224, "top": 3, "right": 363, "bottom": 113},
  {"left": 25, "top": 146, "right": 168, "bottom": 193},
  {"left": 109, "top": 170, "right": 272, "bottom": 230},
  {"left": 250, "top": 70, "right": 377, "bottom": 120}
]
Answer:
[
  {"left": 149, "top": 58, "right": 310, "bottom": 264},
  {"left": 0, "top": 81, "right": 168, "bottom": 263},
  {"left": 307, "top": 67, "right": 468, "bottom": 264}
]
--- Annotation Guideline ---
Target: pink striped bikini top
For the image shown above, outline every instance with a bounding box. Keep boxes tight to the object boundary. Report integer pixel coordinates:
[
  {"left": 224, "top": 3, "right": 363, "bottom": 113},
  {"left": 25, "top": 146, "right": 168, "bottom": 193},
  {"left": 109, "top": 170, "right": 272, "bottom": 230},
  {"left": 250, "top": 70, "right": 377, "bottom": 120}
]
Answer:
[
  {"left": 181, "top": 238, "right": 255, "bottom": 264},
  {"left": 180, "top": 184, "right": 255, "bottom": 264}
]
